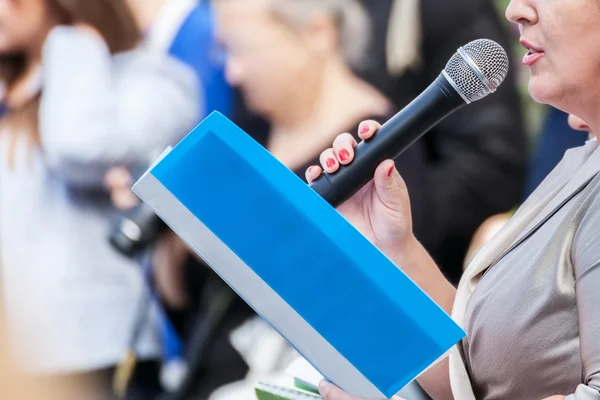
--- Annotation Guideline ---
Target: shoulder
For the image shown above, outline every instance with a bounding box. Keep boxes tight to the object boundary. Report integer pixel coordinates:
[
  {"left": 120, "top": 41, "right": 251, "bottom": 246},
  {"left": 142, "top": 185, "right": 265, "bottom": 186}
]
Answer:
[
  {"left": 525, "top": 141, "right": 599, "bottom": 204},
  {"left": 109, "top": 46, "right": 201, "bottom": 120},
  {"left": 42, "top": 25, "right": 199, "bottom": 95},
  {"left": 570, "top": 149, "right": 600, "bottom": 277},
  {"left": 113, "top": 46, "right": 198, "bottom": 89}
]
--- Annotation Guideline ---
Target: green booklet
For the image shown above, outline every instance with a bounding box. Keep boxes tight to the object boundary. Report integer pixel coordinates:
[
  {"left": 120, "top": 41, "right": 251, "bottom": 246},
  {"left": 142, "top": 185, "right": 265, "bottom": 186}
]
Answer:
[
  {"left": 255, "top": 358, "right": 324, "bottom": 400},
  {"left": 255, "top": 382, "right": 322, "bottom": 400}
]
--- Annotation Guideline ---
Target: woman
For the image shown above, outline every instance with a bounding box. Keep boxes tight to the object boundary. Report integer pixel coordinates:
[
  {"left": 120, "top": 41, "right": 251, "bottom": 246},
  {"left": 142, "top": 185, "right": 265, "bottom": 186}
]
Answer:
[
  {"left": 0, "top": 0, "right": 198, "bottom": 397},
  {"left": 305, "top": 0, "right": 600, "bottom": 399}
]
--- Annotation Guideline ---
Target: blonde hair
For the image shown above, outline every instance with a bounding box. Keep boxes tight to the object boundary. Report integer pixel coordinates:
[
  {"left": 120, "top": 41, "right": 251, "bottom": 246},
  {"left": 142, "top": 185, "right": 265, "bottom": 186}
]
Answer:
[
  {"left": 271, "top": 0, "right": 423, "bottom": 76},
  {"left": 270, "top": 0, "right": 372, "bottom": 71},
  {"left": 386, "top": 0, "right": 422, "bottom": 75}
]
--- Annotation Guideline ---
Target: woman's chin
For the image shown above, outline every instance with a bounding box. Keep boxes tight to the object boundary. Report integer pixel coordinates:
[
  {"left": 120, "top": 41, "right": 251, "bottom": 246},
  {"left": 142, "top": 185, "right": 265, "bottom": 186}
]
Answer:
[{"left": 527, "top": 79, "right": 558, "bottom": 106}]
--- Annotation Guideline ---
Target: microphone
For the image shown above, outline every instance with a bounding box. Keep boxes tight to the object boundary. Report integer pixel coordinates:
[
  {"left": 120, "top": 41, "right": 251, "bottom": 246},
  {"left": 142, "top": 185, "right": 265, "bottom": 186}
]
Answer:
[{"left": 309, "top": 39, "right": 510, "bottom": 207}]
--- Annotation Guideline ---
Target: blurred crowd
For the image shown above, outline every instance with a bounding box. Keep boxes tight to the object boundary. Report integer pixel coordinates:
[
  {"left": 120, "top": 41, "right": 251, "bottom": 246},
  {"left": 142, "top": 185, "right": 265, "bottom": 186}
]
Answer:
[{"left": 0, "top": 0, "right": 590, "bottom": 399}]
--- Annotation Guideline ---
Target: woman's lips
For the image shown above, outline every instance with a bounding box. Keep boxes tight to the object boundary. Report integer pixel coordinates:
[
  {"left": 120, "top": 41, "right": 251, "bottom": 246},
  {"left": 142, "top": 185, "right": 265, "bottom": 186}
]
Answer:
[
  {"left": 520, "top": 40, "right": 544, "bottom": 66},
  {"left": 523, "top": 52, "right": 544, "bottom": 66}
]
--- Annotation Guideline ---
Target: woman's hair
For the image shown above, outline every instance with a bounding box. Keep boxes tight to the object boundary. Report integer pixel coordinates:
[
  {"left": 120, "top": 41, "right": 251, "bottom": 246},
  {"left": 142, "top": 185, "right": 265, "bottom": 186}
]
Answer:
[
  {"left": 269, "top": 0, "right": 372, "bottom": 72},
  {"left": 385, "top": 0, "right": 422, "bottom": 76},
  {"left": 0, "top": 0, "right": 141, "bottom": 160}
]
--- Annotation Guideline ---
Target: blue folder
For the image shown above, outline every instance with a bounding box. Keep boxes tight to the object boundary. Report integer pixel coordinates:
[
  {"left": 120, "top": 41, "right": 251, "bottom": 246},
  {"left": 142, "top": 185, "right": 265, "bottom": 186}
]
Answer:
[{"left": 133, "top": 111, "right": 465, "bottom": 399}]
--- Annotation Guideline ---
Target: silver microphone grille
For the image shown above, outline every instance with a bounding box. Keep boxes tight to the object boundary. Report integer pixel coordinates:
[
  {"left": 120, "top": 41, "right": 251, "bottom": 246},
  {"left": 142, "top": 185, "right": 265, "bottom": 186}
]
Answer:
[{"left": 442, "top": 39, "right": 509, "bottom": 104}]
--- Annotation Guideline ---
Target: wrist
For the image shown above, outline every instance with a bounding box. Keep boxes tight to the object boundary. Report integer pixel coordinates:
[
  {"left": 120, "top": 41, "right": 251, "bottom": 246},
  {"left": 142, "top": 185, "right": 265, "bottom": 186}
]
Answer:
[
  {"left": 386, "top": 235, "right": 456, "bottom": 314},
  {"left": 383, "top": 234, "right": 421, "bottom": 267}
]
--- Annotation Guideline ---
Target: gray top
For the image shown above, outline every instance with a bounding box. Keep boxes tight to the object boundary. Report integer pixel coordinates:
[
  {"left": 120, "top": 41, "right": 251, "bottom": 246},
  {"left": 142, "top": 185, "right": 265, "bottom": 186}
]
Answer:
[
  {"left": 0, "top": 26, "right": 199, "bottom": 372},
  {"left": 462, "top": 139, "right": 600, "bottom": 399}
]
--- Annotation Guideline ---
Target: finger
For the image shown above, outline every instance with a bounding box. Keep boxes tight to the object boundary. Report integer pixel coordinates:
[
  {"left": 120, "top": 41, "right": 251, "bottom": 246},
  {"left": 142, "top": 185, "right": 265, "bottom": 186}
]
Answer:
[
  {"left": 104, "top": 167, "right": 132, "bottom": 190},
  {"left": 319, "top": 148, "right": 339, "bottom": 174},
  {"left": 110, "top": 188, "right": 140, "bottom": 210},
  {"left": 318, "top": 381, "right": 361, "bottom": 400},
  {"left": 305, "top": 165, "right": 323, "bottom": 183},
  {"left": 332, "top": 133, "right": 358, "bottom": 165},
  {"left": 372, "top": 160, "right": 408, "bottom": 211},
  {"left": 357, "top": 120, "right": 381, "bottom": 141}
]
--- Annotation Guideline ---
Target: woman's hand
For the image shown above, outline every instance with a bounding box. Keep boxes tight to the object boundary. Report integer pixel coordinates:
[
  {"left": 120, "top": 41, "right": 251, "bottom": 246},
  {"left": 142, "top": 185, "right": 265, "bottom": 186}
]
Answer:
[
  {"left": 103, "top": 166, "right": 140, "bottom": 210},
  {"left": 305, "top": 120, "right": 415, "bottom": 258},
  {"left": 318, "top": 381, "right": 405, "bottom": 400}
]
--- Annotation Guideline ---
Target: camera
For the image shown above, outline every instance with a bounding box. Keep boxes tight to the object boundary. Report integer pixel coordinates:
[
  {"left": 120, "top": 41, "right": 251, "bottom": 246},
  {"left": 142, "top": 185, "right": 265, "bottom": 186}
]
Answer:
[{"left": 108, "top": 164, "right": 165, "bottom": 258}]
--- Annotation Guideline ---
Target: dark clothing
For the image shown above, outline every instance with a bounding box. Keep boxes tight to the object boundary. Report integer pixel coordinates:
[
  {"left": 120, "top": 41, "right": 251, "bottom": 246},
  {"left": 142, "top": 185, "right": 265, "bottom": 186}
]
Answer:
[
  {"left": 524, "top": 107, "right": 588, "bottom": 198},
  {"left": 360, "top": 0, "right": 529, "bottom": 283}
]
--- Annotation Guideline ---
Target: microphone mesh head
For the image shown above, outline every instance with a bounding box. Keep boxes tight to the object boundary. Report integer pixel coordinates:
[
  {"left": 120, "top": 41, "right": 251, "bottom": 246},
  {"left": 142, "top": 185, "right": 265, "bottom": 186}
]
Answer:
[{"left": 444, "top": 39, "right": 509, "bottom": 103}]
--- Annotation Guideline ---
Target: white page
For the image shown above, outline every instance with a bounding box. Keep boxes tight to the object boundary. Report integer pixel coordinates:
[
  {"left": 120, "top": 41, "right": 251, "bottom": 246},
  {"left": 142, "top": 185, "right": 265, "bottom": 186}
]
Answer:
[{"left": 285, "top": 357, "right": 325, "bottom": 389}]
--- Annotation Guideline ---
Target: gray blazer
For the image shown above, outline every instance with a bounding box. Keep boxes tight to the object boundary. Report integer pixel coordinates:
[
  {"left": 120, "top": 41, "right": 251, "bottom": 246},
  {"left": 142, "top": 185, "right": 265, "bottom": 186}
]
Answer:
[
  {"left": 0, "top": 26, "right": 199, "bottom": 372},
  {"left": 450, "top": 139, "right": 600, "bottom": 399}
]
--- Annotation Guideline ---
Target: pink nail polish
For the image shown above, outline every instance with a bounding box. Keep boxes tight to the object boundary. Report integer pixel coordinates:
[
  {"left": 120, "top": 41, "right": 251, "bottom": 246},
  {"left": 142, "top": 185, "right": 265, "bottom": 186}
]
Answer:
[
  {"left": 339, "top": 149, "right": 349, "bottom": 161},
  {"left": 360, "top": 125, "right": 370, "bottom": 134},
  {"left": 388, "top": 165, "right": 395, "bottom": 177},
  {"left": 326, "top": 158, "right": 336, "bottom": 168}
]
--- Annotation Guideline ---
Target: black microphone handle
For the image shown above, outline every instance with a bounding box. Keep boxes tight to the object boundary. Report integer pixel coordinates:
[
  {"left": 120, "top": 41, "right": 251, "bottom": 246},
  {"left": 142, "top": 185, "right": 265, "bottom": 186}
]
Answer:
[{"left": 309, "top": 73, "right": 467, "bottom": 207}]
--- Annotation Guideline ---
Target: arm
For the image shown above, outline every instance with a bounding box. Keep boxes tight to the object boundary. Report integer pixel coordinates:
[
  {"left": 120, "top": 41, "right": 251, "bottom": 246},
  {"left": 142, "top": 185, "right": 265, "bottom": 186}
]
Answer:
[
  {"left": 388, "top": 237, "right": 456, "bottom": 400},
  {"left": 39, "top": 26, "right": 200, "bottom": 187},
  {"left": 564, "top": 186, "right": 600, "bottom": 400}
]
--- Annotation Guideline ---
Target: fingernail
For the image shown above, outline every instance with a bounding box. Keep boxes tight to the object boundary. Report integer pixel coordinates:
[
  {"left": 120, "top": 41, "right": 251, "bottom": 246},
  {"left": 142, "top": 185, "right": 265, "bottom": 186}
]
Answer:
[
  {"left": 326, "top": 158, "right": 336, "bottom": 168},
  {"left": 307, "top": 166, "right": 314, "bottom": 174},
  {"left": 360, "top": 124, "right": 370, "bottom": 134},
  {"left": 339, "top": 149, "right": 349, "bottom": 161},
  {"left": 388, "top": 165, "right": 395, "bottom": 177}
]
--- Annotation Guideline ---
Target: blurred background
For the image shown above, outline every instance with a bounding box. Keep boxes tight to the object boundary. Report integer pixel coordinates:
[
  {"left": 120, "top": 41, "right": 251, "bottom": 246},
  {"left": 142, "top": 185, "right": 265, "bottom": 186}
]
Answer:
[{"left": 0, "top": 0, "right": 589, "bottom": 399}]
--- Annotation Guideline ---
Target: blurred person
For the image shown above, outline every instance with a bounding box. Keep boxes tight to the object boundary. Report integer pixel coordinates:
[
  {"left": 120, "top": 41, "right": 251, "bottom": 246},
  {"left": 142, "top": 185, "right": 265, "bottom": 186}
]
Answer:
[
  {"left": 127, "top": 0, "right": 233, "bottom": 119},
  {"left": 212, "top": 0, "right": 429, "bottom": 226},
  {"left": 0, "top": 0, "right": 198, "bottom": 398},
  {"left": 112, "top": 0, "right": 234, "bottom": 311},
  {"left": 354, "top": 0, "right": 529, "bottom": 285}
]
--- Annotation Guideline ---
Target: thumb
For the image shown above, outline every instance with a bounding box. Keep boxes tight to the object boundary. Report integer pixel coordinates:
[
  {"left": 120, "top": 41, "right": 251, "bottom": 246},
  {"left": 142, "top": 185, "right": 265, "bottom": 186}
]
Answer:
[{"left": 372, "top": 160, "right": 407, "bottom": 211}]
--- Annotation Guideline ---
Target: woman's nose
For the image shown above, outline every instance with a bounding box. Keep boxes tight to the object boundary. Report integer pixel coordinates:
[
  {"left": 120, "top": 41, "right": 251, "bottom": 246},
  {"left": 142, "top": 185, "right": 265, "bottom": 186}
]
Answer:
[{"left": 505, "top": 0, "right": 537, "bottom": 26}]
